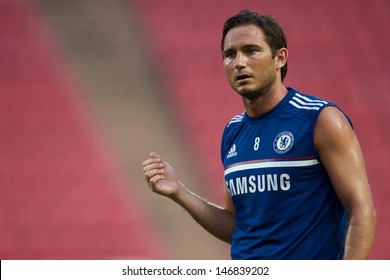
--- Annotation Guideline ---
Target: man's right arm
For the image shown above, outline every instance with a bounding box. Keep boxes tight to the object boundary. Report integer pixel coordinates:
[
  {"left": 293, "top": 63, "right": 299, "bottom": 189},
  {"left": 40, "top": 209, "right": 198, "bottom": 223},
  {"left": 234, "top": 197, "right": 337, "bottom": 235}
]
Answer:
[{"left": 143, "top": 152, "right": 235, "bottom": 244}]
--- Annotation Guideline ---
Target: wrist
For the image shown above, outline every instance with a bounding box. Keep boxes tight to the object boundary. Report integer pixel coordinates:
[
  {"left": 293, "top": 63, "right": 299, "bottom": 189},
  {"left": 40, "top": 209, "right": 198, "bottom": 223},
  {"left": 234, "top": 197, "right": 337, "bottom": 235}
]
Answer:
[{"left": 170, "top": 181, "right": 187, "bottom": 203}]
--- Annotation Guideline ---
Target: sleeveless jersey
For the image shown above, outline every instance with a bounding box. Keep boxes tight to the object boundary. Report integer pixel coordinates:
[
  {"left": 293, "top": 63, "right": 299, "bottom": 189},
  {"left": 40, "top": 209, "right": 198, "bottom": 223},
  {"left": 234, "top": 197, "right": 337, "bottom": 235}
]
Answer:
[{"left": 221, "top": 88, "right": 348, "bottom": 259}]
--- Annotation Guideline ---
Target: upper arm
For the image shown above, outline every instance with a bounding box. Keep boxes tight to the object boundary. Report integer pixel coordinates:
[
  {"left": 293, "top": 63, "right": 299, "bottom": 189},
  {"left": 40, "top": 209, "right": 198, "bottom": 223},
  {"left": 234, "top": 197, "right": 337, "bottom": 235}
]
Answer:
[{"left": 314, "top": 106, "right": 374, "bottom": 214}]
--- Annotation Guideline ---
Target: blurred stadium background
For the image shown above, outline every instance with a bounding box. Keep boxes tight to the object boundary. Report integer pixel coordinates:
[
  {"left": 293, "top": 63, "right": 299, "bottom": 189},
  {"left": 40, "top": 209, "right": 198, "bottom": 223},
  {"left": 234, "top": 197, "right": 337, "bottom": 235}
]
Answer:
[{"left": 0, "top": 0, "right": 388, "bottom": 259}]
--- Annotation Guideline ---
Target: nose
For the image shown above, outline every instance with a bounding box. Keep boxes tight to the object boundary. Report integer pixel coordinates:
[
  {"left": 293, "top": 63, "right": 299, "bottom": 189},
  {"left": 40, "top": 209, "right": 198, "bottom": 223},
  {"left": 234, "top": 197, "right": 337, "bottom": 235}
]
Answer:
[{"left": 234, "top": 52, "right": 246, "bottom": 69}]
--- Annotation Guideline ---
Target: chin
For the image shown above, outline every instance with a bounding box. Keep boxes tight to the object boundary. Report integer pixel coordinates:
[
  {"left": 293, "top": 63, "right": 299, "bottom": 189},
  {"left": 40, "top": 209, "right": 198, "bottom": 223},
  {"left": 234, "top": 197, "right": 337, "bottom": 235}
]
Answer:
[{"left": 237, "top": 89, "right": 261, "bottom": 100}]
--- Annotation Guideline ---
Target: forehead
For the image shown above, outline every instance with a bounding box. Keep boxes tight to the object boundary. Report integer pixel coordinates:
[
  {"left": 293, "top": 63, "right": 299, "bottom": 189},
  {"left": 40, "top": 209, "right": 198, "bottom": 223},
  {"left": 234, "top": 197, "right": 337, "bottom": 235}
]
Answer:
[{"left": 223, "top": 24, "right": 267, "bottom": 50}]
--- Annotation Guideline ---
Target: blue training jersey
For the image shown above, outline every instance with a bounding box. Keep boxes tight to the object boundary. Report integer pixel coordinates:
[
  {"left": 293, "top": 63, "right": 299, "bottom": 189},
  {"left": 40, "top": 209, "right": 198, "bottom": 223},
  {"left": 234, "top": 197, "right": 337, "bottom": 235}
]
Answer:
[{"left": 221, "top": 88, "right": 348, "bottom": 260}]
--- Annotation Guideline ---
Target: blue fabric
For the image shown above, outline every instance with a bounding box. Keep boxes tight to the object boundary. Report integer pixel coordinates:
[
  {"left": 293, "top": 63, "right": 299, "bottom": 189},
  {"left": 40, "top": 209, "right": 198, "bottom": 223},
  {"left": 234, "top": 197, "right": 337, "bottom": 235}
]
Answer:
[{"left": 221, "top": 88, "right": 348, "bottom": 259}]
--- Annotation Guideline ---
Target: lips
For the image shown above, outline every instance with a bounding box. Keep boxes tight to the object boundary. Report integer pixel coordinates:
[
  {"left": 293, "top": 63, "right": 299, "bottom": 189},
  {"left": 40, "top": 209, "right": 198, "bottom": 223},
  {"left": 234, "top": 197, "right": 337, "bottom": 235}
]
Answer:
[{"left": 235, "top": 73, "right": 252, "bottom": 82}]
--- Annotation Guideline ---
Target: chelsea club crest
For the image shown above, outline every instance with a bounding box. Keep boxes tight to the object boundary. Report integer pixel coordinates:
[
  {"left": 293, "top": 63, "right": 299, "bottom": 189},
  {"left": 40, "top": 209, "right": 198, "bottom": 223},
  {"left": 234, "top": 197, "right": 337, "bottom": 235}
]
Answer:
[{"left": 273, "top": 131, "right": 294, "bottom": 154}]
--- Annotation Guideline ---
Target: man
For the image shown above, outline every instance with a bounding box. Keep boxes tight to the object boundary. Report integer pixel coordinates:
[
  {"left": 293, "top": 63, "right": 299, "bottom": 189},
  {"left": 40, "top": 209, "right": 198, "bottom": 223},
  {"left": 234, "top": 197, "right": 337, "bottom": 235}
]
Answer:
[{"left": 143, "top": 10, "right": 376, "bottom": 259}]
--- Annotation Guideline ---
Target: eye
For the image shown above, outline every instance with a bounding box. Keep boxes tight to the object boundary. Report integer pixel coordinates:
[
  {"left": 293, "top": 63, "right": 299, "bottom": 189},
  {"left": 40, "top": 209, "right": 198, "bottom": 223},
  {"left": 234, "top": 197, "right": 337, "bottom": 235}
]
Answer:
[
  {"left": 246, "top": 48, "right": 259, "bottom": 55},
  {"left": 223, "top": 50, "right": 236, "bottom": 59},
  {"left": 223, "top": 50, "right": 236, "bottom": 64}
]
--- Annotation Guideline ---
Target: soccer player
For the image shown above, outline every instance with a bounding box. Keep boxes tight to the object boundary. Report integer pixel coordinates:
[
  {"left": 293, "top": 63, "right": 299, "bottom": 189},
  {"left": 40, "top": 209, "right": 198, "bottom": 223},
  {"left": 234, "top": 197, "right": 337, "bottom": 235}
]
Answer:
[{"left": 143, "top": 10, "right": 376, "bottom": 259}]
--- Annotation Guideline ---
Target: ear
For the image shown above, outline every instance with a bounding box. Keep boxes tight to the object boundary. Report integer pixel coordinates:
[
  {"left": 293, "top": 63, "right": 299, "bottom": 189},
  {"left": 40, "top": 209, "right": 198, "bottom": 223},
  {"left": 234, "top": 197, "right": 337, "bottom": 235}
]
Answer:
[{"left": 275, "top": 48, "right": 288, "bottom": 70}]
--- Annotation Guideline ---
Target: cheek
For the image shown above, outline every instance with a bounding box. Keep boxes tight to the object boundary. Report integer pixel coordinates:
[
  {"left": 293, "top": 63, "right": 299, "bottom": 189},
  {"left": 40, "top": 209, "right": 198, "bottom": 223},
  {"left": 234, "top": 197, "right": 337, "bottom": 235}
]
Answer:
[
  {"left": 254, "top": 62, "right": 274, "bottom": 78},
  {"left": 224, "top": 67, "right": 235, "bottom": 82}
]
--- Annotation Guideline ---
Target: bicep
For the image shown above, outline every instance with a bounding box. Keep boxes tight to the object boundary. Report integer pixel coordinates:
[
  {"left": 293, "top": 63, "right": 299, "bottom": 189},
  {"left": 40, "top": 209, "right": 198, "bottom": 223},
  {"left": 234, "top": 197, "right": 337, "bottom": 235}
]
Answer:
[{"left": 314, "top": 107, "right": 373, "bottom": 213}]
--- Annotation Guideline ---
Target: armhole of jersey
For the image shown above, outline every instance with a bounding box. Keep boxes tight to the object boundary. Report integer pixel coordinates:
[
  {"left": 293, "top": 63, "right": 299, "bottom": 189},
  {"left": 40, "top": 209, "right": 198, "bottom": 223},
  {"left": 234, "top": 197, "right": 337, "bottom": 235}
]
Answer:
[
  {"left": 312, "top": 104, "right": 353, "bottom": 161},
  {"left": 220, "top": 125, "right": 229, "bottom": 162},
  {"left": 221, "top": 112, "right": 245, "bottom": 162}
]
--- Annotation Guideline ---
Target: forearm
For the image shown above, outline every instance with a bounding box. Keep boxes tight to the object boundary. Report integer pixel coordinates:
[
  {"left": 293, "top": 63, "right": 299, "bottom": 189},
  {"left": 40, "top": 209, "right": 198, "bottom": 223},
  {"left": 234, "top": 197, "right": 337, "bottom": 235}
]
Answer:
[
  {"left": 343, "top": 206, "right": 376, "bottom": 259},
  {"left": 172, "top": 182, "right": 235, "bottom": 244},
  {"left": 143, "top": 153, "right": 235, "bottom": 243}
]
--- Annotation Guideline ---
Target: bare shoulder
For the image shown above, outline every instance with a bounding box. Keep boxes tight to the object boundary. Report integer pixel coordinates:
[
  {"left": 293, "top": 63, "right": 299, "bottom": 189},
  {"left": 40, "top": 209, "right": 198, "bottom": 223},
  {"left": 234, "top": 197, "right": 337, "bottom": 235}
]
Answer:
[
  {"left": 314, "top": 106, "right": 371, "bottom": 209},
  {"left": 314, "top": 106, "right": 355, "bottom": 151}
]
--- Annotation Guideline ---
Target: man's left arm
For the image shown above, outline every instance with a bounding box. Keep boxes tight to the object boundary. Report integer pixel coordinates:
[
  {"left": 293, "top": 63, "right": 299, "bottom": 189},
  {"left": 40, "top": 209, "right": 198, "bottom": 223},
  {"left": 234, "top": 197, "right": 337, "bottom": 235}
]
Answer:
[{"left": 314, "top": 106, "right": 376, "bottom": 259}]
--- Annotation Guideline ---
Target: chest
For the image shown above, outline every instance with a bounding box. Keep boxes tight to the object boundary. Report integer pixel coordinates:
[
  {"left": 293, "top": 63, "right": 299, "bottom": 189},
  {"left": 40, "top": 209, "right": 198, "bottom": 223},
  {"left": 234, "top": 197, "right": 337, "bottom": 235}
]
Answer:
[{"left": 223, "top": 117, "right": 315, "bottom": 167}]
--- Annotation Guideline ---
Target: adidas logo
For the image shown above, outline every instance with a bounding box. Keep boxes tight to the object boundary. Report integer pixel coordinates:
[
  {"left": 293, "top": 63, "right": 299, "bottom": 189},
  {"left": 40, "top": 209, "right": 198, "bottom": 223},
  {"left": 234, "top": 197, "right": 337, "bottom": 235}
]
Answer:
[{"left": 227, "top": 144, "right": 238, "bottom": 158}]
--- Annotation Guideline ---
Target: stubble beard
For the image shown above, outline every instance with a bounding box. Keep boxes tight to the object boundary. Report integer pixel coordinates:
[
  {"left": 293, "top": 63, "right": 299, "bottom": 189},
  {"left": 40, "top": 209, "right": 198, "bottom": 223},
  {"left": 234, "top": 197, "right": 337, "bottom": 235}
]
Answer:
[{"left": 237, "top": 75, "right": 276, "bottom": 101}]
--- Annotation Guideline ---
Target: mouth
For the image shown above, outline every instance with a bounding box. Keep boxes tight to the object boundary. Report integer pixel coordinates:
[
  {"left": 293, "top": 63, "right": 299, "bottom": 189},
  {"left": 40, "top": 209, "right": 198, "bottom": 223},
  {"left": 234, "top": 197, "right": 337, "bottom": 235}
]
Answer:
[{"left": 235, "top": 73, "right": 252, "bottom": 82}]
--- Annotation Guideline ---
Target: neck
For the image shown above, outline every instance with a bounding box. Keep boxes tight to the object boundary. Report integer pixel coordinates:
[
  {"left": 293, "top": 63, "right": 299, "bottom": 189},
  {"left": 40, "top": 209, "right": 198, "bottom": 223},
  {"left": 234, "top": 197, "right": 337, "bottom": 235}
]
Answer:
[{"left": 243, "top": 85, "right": 288, "bottom": 117}]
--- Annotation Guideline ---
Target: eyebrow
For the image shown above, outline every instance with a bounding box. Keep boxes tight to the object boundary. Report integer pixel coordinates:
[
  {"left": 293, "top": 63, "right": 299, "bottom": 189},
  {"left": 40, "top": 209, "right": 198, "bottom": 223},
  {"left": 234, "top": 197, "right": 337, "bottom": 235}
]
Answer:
[
  {"left": 242, "top": 44, "right": 262, "bottom": 50},
  {"left": 222, "top": 44, "right": 262, "bottom": 54}
]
